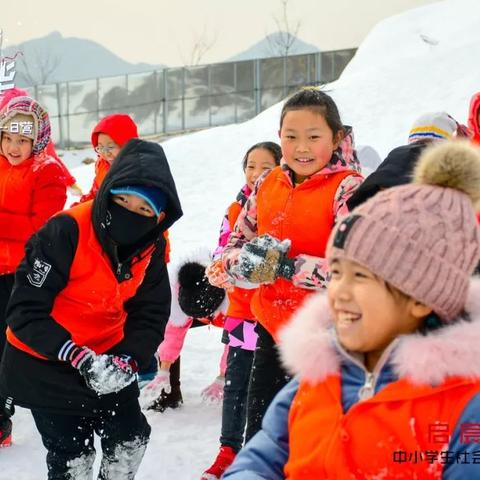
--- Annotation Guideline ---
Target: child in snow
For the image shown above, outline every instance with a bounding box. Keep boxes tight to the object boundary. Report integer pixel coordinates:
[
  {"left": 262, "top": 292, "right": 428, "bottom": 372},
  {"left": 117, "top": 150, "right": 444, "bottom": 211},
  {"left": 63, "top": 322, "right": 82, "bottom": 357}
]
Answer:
[
  {"left": 468, "top": 92, "right": 480, "bottom": 146},
  {"left": 347, "top": 111, "right": 460, "bottom": 210},
  {"left": 201, "top": 141, "right": 282, "bottom": 479},
  {"left": 0, "top": 139, "right": 182, "bottom": 478},
  {"left": 0, "top": 95, "right": 67, "bottom": 447},
  {"left": 224, "top": 141, "right": 480, "bottom": 479},
  {"left": 78, "top": 113, "right": 172, "bottom": 264},
  {"left": 215, "top": 88, "right": 363, "bottom": 441},
  {"left": 0, "top": 87, "right": 81, "bottom": 196},
  {"left": 78, "top": 113, "right": 139, "bottom": 203},
  {"left": 141, "top": 251, "right": 228, "bottom": 412}
]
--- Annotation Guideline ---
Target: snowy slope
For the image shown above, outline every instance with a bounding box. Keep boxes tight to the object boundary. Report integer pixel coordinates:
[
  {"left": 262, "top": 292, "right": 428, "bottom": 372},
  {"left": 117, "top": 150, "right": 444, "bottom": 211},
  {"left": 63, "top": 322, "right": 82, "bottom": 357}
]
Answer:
[{"left": 3, "top": 1, "right": 480, "bottom": 478}]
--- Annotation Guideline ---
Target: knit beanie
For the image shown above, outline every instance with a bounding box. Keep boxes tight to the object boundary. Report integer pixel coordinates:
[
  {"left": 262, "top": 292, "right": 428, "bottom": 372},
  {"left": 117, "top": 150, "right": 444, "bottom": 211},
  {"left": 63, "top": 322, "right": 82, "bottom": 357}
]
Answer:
[
  {"left": 110, "top": 185, "right": 167, "bottom": 217},
  {"left": 408, "top": 112, "right": 457, "bottom": 144},
  {"left": 327, "top": 141, "right": 480, "bottom": 321},
  {"left": 177, "top": 261, "right": 226, "bottom": 319},
  {"left": 0, "top": 96, "right": 50, "bottom": 154}
]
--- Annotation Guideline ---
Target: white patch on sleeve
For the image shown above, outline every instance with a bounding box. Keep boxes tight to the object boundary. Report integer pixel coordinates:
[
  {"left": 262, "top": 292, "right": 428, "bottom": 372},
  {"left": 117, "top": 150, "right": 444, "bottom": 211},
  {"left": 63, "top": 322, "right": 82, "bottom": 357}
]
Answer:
[{"left": 27, "top": 258, "right": 52, "bottom": 287}]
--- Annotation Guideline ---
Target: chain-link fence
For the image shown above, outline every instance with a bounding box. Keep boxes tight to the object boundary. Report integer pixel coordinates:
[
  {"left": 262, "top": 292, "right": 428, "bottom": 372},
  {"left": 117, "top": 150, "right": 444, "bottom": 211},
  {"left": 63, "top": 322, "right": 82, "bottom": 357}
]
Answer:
[{"left": 26, "top": 49, "right": 356, "bottom": 148}]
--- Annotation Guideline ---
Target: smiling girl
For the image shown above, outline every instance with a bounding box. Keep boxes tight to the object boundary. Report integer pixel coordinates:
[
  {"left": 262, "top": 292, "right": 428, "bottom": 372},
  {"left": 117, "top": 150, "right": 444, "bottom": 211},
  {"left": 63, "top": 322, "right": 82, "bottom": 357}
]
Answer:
[{"left": 217, "top": 88, "right": 363, "bottom": 441}]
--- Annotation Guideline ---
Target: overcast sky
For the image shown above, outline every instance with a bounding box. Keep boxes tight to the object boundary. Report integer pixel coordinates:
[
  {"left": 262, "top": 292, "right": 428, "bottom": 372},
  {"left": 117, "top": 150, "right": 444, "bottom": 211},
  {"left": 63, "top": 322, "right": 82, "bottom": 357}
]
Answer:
[{"left": 1, "top": 0, "right": 438, "bottom": 66}]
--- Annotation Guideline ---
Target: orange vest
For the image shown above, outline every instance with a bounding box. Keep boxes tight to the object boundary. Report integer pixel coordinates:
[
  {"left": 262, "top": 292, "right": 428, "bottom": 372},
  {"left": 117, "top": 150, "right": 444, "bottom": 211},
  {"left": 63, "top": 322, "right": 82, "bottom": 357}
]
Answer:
[
  {"left": 94, "top": 158, "right": 110, "bottom": 191},
  {"left": 226, "top": 201, "right": 255, "bottom": 320},
  {"left": 286, "top": 375, "right": 480, "bottom": 479},
  {"left": 252, "top": 167, "right": 357, "bottom": 339},
  {"left": 7, "top": 201, "right": 155, "bottom": 359}
]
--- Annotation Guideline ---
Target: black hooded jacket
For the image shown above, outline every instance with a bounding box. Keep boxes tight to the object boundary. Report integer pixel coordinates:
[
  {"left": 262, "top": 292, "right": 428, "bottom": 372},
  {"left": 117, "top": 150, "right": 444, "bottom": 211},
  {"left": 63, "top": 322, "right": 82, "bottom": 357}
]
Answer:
[{"left": 0, "top": 139, "right": 182, "bottom": 414}]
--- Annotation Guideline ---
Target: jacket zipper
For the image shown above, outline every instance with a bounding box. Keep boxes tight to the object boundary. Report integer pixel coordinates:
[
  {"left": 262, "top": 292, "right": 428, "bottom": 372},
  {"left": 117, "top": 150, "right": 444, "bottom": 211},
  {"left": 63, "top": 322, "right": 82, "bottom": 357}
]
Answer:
[{"left": 333, "top": 333, "right": 399, "bottom": 401}]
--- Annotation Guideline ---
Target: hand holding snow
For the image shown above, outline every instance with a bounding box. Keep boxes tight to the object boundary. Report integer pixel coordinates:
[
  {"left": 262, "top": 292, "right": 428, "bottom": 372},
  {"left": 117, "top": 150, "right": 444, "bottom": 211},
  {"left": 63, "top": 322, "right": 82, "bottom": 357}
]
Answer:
[
  {"left": 233, "top": 234, "right": 293, "bottom": 284},
  {"left": 139, "top": 368, "right": 171, "bottom": 408},
  {"left": 74, "top": 350, "right": 138, "bottom": 396}
]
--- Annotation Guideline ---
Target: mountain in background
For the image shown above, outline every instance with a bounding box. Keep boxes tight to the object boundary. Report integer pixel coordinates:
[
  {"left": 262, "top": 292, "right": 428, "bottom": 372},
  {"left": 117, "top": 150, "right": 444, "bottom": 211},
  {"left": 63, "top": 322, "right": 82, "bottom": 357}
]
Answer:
[
  {"left": 2, "top": 31, "right": 164, "bottom": 87},
  {"left": 1, "top": 30, "right": 320, "bottom": 87},
  {"left": 228, "top": 31, "right": 320, "bottom": 62}
]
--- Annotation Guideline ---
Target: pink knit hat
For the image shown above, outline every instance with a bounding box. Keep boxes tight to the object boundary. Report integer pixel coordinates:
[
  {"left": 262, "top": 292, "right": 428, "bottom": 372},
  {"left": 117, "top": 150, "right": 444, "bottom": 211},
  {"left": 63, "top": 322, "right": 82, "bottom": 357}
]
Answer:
[{"left": 327, "top": 141, "right": 480, "bottom": 321}]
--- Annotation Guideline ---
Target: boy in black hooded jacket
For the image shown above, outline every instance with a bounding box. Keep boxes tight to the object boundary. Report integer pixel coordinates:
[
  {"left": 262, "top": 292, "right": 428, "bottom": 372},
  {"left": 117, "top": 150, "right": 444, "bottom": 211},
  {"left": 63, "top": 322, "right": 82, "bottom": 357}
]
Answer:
[{"left": 0, "top": 139, "right": 182, "bottom": 479}]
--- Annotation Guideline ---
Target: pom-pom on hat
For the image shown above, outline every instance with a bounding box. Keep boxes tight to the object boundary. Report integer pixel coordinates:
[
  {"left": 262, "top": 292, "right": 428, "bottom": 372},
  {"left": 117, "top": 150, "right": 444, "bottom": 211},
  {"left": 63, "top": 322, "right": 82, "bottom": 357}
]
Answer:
[
  {"left": 408, "top": 112, "right": 457, "bottom": 144},
  {"left": 327, "top": 141, "right": 480, "bottom": 322},
  {"left": 110, "top": 185, "right": 167, "bottom": 217},
  {"left": 177, "top": 261, "right": 226, "bottom": 319}
]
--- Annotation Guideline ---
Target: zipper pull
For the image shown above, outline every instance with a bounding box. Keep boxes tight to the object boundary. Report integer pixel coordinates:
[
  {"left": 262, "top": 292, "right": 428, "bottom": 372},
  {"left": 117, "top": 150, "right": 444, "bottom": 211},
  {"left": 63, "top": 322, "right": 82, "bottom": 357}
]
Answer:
[
  {"left": 116, "top": 263, "right": 122, "bottom": 276},
  {"left": 358, "top": 372, "right": 375, "bottom": 400}
]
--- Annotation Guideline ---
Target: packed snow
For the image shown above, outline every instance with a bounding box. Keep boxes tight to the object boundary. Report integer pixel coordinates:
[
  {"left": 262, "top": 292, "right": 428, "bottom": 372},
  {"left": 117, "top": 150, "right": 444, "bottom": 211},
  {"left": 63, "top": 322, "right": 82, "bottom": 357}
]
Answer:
[{"left": 3, "top": 0, "right": 480, "bottom": 478}]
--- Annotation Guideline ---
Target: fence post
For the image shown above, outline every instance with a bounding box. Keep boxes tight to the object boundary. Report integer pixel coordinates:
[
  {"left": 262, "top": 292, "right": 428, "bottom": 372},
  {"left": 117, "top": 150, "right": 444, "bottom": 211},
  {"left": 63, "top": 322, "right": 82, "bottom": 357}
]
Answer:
[
  {"left": 66, "top": 82, "right": 71, "bottom": 149},
  {"left": 254, "top": 59, "right": 261, "bottom": 115},
  {"left": 55, "top": 83, "right": 64, "bottom": 148},
  {"left": 208, "top": 64, "right": 212, "bottom": 127},
  {"left": 163, "top": 68, "right": 168, "bottom": 134},
  {"left": 316, "top": 51, "right": 322, "bottom": 86},
  {"left": 233, "top": 62, "right": 238, "bottom": 123},
  {"left": 181, "top": 67, "right": 186, "bottom": 131}
]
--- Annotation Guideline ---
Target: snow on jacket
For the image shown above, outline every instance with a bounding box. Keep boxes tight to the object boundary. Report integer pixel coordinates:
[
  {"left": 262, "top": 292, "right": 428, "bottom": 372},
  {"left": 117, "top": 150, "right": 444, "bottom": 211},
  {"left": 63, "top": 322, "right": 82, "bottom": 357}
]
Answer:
[
  {"left": 224, "top": 278, "right": 480, "bottom": 479},
  {"left": 0, "top": 139, "right": 182, "bottom": 414},
  {"left": 222, "top": 130, "right": 363, "bottom": 340},
  {"left": 468, "top": 92, "right": 480, "bottom": 145}
]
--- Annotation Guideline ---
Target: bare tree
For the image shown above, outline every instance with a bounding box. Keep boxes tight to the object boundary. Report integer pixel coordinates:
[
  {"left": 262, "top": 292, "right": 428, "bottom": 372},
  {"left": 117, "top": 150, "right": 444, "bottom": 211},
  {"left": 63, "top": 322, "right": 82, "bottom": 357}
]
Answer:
[
  {"left": 267, "top": 0, "right": 302, "bottom": 57},
  {"left": 179, "top": 26, "right": 218, "bottom": 66},
  {"left": 19, "top": 47, "right": 61, "bottom": 86}
]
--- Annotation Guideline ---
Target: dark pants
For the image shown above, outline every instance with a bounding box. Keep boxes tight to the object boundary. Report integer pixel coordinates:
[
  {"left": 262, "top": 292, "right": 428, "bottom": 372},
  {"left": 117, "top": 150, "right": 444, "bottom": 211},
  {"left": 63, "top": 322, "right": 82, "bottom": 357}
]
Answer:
[
  {"left": 245, "top": 323, "right": 291, "bottom": 442},
  {"left": 220, "top": 346, "right": 254, "bottom": 452},
  {"left": 31, "top": 399, "right": 151, "bottom": 480},
  {"left": 169, "top": 356, "right": 181, "bottom": 392},
  {"left": 0, "top": 274, "right": 14, "bottom": 420}
]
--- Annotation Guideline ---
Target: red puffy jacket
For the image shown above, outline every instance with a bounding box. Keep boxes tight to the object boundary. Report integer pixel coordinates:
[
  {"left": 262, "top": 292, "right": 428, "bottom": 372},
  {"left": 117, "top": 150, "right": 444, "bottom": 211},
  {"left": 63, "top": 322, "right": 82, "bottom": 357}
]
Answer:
[{"left": 468, "top": 92, "right": 480, "bottom": 145}]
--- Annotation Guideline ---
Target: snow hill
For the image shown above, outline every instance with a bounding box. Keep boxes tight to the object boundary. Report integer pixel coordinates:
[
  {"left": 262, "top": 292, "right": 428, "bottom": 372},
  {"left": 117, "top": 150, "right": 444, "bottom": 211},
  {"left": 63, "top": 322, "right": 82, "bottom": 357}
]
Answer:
[{"left": 3, "top": 1, "right": 480, "bottom": 478}]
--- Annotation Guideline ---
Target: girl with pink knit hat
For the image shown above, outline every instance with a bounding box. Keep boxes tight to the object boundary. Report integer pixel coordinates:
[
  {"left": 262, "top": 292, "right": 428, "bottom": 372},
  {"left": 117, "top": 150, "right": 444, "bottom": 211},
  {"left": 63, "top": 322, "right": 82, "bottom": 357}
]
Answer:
[{"left": 224, "top": 141, "right": 480, "bottom": 479}]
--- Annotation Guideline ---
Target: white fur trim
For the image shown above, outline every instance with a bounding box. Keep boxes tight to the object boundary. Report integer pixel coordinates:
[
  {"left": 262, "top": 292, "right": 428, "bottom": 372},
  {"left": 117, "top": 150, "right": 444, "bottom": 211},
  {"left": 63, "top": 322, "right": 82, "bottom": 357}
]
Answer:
[
  {"left": 167, "top": 247, "right": 228, "bottom": 327},
  {"left": 279, "top": 277, "right": 480, "bottom": 386}
]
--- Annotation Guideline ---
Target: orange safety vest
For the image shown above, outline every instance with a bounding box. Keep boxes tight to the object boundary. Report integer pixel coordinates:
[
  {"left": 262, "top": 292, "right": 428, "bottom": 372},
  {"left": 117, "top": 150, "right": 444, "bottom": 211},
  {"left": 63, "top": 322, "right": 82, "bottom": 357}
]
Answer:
[
  {"left": 252, "top": 167, "right": 358, "bottom": 340},
  {"left": 286, "top": 375, "right": 480, "bottom": 479},
  {"left": 7, "top": 201, "right": 156, "bottom": 359},
  {"left": 226, "top": 201, "right": 255, "bottom": 320}
]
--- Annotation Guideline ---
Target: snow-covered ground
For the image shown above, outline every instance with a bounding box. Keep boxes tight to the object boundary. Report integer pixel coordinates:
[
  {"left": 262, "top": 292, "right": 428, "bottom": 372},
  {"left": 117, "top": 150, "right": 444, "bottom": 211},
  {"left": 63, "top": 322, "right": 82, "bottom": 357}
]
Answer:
[{"left": 3, "top": 0, "right": 480, "bottom": 477}]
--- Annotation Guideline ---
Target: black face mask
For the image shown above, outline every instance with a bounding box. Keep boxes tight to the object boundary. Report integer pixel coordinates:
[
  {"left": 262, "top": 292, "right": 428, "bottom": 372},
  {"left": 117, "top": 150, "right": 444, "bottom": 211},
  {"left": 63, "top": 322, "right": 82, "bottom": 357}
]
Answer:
[{"left": 105, "top": 201, "right": 158, "bottom": 246}]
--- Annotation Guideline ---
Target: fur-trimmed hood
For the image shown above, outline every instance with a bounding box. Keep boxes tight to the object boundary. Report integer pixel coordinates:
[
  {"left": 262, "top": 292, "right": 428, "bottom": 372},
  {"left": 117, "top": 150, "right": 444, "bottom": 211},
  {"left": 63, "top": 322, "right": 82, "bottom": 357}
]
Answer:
[{"left": 279, "top": 277, "right": 480, "bottom": 386}]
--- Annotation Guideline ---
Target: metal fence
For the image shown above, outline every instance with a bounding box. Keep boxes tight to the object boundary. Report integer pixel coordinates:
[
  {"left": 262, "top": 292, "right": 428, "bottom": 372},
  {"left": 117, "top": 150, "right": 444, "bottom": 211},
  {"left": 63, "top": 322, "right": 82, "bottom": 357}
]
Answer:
[{"left": 26, "top": 49, "right": 356, "bottom": 148}]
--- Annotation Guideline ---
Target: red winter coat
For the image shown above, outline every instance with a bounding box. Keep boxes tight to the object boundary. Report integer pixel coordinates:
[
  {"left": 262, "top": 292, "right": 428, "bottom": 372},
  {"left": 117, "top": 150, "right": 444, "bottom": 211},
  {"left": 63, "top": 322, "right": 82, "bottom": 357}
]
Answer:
[
  {"left": 0, "top": 153, "right": 67, "bottom": 275},
  {"left": 468, "top": 92, "right": 480, "bottom": 145}
]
